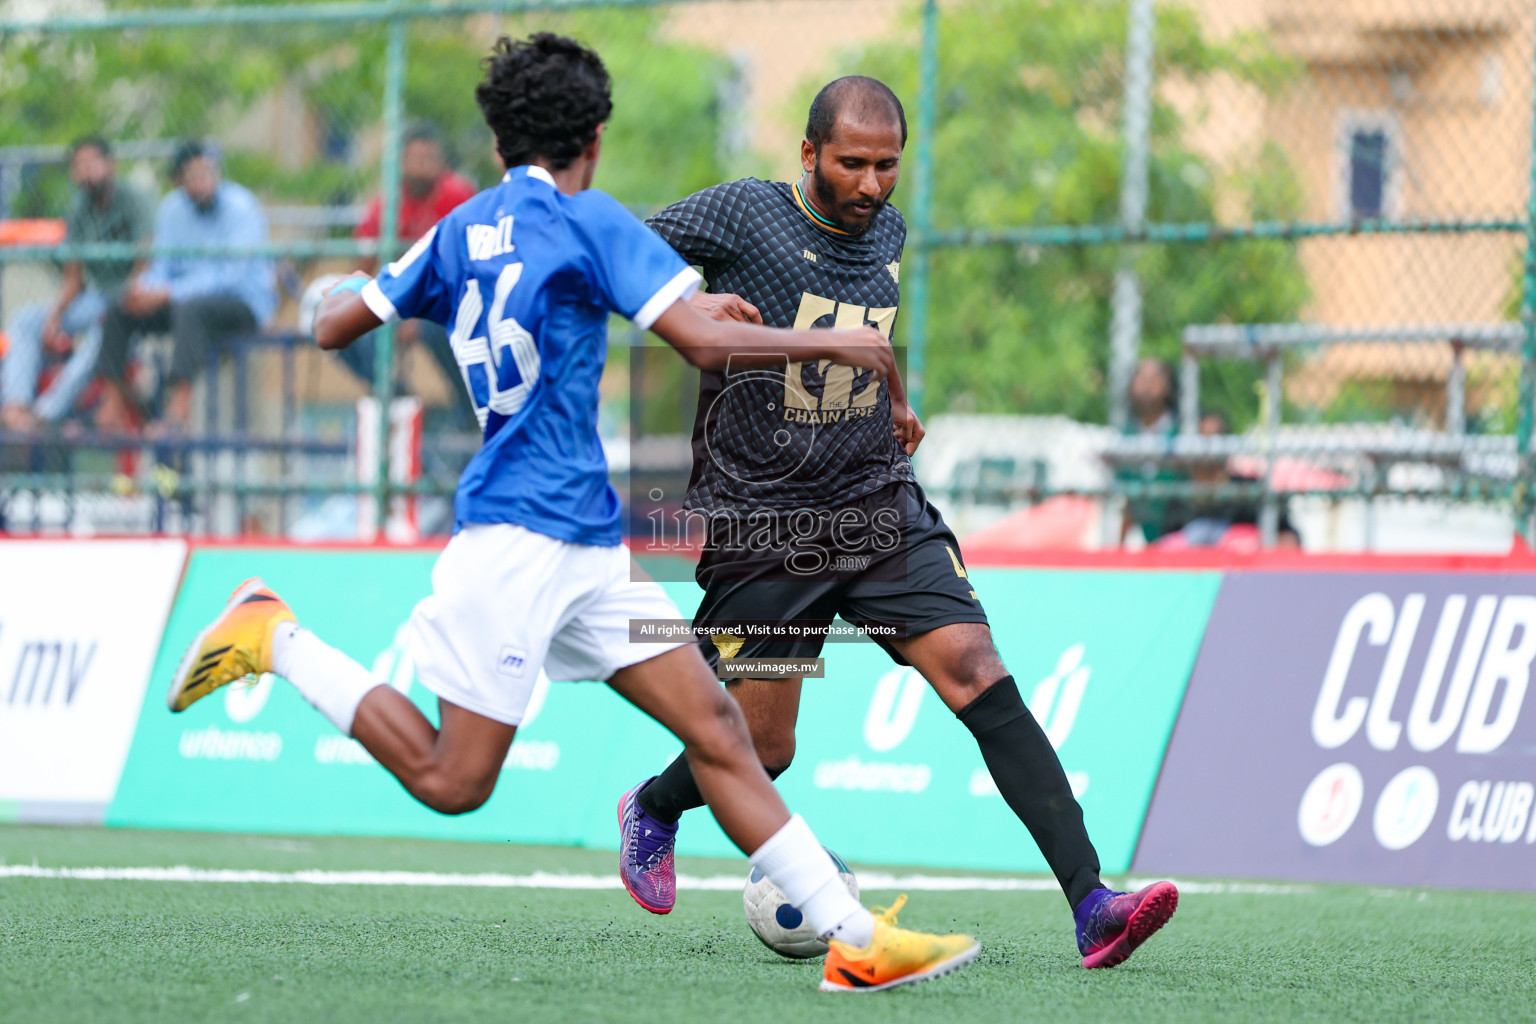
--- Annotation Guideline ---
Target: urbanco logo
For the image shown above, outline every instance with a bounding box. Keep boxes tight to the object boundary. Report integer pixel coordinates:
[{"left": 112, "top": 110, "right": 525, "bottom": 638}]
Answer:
[
  {"left": 971, "top": 644, "right": 1092, "bottom": 799},
  {"left": 813, "top": 666, "right": 931, "bottom": 794},
  {"left": 1030, "top": 643, "right": 1090, "bottom": 749},
  {"left": 864, "top": 666, "right": 925, "bottom": 752}
]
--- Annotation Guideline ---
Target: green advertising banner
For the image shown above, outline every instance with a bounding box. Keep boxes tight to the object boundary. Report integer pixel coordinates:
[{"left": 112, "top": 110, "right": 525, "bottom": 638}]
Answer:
[
  {"left": 109, "top": 548, "right": 690, "bottom": 848},
  {"left": 111, "top": 550, "right": 1219, "bottom": 874},
  {"left": 748, "top": 568, "right": 1222, "bottom": 873}
]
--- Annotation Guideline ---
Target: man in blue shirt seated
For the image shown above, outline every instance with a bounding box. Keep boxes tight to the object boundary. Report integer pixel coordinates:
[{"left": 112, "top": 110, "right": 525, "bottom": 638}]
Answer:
[{"left": 94, "top": 141, "right": 276, "bottom": 435}]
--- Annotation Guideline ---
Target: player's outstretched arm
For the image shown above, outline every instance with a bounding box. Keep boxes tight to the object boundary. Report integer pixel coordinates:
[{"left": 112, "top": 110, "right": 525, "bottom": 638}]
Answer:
[
  {"left": 649, "top": 295, "right": 899, "bottom": 384},
  {"left": 312, "top": 274, "right": 383, "bottom": 351},
  {"left": 657, "top": 294, "right": 921, "bottom": 453}
]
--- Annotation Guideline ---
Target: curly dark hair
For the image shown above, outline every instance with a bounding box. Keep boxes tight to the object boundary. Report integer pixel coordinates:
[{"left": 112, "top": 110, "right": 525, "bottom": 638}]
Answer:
[{"left": 476, "top": 33, "right": 613, "bottom": 172}]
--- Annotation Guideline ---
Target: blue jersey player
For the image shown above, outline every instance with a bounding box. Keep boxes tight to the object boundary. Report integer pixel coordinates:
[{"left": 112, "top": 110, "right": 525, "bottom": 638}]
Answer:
[{"left": 164, "top": 33, "right": 978, "bottom": 994}]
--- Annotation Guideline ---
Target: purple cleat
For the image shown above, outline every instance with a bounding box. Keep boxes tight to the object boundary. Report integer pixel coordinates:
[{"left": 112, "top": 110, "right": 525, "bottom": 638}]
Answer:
[
  {"left": 617, "top": 777, "right": 679, "bottom": 915},
  {"left": 1075, "top": 881, "right": 1179, "bottom": 968}
]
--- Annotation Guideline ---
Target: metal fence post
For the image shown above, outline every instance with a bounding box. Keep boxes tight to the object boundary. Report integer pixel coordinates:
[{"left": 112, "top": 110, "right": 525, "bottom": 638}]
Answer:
[
  {"left": 372, "top": 13, "right": 407, "bottom": 541},
  {"left": 1518, "top": 40, "right": 1536, "bottom": 545},
  {"left": 1108, "top": 0, "right": 1154, "bottom": 431},
  {"left": 906, "top": 0, "right": 938, "bottom": 417},
  {"left": 1447, "top": 340, "right": 1466, "bottom": 437},
  {"left": 1179, "top": 350, "right": 1199, "bottom": 435},
  {"left": 1261, "top": 351, "right": 1282, "bottom": 548}
]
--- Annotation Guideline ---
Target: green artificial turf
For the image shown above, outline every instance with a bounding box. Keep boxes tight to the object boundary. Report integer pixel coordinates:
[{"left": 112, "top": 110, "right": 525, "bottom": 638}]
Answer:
[{"left": 2, "top": 825, "right": 1534, "bottom": 1023}]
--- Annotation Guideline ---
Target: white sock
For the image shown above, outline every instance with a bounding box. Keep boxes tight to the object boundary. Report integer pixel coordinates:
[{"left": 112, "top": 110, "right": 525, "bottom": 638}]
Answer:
[
  {"left": 748, "top": 814, "right": 875, "bottom": 947},
  {"left": 270, "top": 622, "right": 381, "bottom": 735}
]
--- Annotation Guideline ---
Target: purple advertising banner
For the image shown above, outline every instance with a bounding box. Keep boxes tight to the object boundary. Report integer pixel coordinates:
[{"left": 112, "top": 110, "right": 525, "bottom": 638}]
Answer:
[{"left": 1134, "top": 572, "right": 1536, "bottom": 889}]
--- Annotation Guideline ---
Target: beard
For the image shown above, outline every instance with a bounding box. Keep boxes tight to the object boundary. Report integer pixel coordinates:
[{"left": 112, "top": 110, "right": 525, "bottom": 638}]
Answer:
[
  {"left": 404, "top": 176, "right": 434, "bottom": 199},
  {"left": 810, "top": 160, "right": 888, "bottom": 232}
]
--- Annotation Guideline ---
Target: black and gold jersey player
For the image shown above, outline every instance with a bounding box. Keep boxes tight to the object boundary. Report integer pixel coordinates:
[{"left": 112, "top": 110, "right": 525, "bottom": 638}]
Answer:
[{"left": 616, "top": 75, "right": 1180, "bottom": 969}]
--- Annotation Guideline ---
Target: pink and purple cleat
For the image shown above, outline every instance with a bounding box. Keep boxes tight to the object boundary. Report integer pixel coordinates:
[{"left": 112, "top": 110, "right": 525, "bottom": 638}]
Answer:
[
  {"left": 1074, "top": 880, "right": 1180, "bottom": 968},
  {"left": 617, "top": 778, "right": 679, "bottom": 915}
]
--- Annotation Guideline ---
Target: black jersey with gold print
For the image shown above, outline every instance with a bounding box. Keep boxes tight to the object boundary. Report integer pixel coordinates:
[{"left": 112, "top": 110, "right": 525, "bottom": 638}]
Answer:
[{"left": 647, "top": 177, "right": 912, "bottom": 513}]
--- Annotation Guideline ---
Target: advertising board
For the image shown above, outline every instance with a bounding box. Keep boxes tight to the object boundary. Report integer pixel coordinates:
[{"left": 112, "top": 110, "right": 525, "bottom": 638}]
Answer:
[
  {"left": 1136, "top": 572, "right": 1536, "bottom": 889},
  {"left": 0, "top": 539, "right": 186, "bottom": 822},
  {"left": 112, "top": 551, "right": 1215, "bottom": 874}
]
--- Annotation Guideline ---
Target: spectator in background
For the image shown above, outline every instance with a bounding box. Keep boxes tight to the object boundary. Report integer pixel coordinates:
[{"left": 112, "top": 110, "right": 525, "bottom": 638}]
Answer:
[
  {"left": 1128, "top": 357, "right": 1177, "bottom": 438},
  {"left": 1, "top": 137, "right": 149, "bottom": 432},
  {"left": 94, "top": 141, "right": 276, "bottom": 435},
  {"left": 334, "top": 123, "right": 477, "bottom": 426},
  {"left": 1118, "top": 357, "right": 1188, "bottom": 544},
  {"left": 1157, "top": 410, "right": 1303, "bottom": 549}
]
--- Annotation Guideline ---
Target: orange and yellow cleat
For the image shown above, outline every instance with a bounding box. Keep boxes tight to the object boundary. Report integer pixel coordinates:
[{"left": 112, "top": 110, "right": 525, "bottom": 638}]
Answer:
[
  {"left": 820, "top": 895, "right": 980, "bottom": 993},
  {"left": 166, "top": 578, "right": 295, "bottom": 712}
]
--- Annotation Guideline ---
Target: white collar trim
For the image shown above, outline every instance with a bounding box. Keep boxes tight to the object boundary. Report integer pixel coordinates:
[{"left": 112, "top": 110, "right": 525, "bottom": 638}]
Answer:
[{"left": 501, "top": 165, "right": 559, "bottom": 187}]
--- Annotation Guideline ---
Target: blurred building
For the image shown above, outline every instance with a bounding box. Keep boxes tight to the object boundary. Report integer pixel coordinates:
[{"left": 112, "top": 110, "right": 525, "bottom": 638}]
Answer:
[
  {"left": 1184, "top": 0, "right": 1532, "bottom": 425},
  {"left": 662, "top": 0, "right": 905, "bottom": 176}
]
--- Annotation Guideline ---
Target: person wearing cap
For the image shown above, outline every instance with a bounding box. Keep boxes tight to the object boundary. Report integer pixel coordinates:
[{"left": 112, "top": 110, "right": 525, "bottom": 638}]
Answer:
[{"left": 94, "top": 140, "right": 276, "bottom": 434}]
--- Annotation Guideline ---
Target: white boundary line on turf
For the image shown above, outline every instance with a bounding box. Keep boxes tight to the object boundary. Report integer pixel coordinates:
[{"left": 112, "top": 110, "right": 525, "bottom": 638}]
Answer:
[{"left": 0, "top": 864, "right": 1313, "bottom": 895}]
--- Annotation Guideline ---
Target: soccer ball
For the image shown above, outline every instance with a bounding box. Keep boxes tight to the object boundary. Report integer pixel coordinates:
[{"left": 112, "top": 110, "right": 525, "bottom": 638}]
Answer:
[
  {"left": 742, "top": 848, "right": 859, "bottom": 959},
  {"left": 298, "top": 273, "right": 350, "bottom": 337}
]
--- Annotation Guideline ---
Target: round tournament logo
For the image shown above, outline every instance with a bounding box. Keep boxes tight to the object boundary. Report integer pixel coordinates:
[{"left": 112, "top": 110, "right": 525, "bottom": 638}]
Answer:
[
  {"left": 1298, "top": 762, "right": 1364, "bottom": 847},
  {"left": 1373, "top": 766, "right": 1439, "bottom": 851}
]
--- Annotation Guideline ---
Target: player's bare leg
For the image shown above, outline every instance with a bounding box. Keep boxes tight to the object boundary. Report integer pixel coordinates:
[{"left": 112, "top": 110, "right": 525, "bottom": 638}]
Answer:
[
  {"left": 610, "top": 649, "right": 799, "bottom": 853},
  {"left": 890, "top": 620, "right": 1178, "bottom": 968},
  {"left": 642, "top": 675, "right": 802, "bottom": 808},
  {"left": 730, "top": 675, "right": 803, "bottom": 769},
  {"left": 351, "top": 691, "right": 514, "bottom": 814},
  {"left": 622, "top": 674, "right": 802, "bottom": 912},
  {"left": 165, "top": 578, "right": 513, "bottom": 817},
  {"left": 609, "top": 643, "right": 979, "bottom": 991},
  {"left": 889, "top": 621, "right": 1104, "bottom": 899},
  {"left": 886, "top": 621, "right": 1003, "bottom": 710}
]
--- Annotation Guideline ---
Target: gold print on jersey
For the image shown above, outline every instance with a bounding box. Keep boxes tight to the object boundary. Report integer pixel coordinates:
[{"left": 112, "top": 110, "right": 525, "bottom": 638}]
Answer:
[
  {"left": 782, "top": 293, "right": 897, "bottom": 426},
  {"left": 790, "top": 292, "right": 837, "bottom": 330}
]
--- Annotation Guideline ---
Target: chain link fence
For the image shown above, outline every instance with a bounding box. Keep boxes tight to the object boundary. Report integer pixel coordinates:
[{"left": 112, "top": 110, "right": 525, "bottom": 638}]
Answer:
[
  {"left": 909, "top": 0, "right": 1534, "bottom": 549},
  {"left": 0, "top": 0, "right": 1531, "bottom": 549}
]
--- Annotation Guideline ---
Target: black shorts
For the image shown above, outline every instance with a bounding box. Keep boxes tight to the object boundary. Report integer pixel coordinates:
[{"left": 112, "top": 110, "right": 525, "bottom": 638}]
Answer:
[{"left": 692, "top": 483, "right": 989, "bottom": 671}]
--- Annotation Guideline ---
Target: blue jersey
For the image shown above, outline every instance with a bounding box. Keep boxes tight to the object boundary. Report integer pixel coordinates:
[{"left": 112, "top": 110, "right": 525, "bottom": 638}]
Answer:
[{"left": 362, "top": 165, "right": 700, "bottom": 545}]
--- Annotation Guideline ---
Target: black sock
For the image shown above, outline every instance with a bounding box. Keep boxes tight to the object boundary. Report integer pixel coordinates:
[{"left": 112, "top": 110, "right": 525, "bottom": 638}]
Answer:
[
  {"left": 638, "top": 753, "right": 788, "bottom": 825},
  {"left": 958, "top": 675, "right": 1104, "bottom": 908}
]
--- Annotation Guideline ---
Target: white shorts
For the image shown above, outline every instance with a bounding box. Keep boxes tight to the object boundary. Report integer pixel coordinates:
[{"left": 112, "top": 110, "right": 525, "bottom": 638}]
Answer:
[{"left": 408, "top": 523, "right": 688, "bottom": 726}]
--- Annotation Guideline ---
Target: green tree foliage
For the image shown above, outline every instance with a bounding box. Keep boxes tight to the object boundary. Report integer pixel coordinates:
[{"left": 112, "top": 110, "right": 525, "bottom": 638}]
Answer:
[
  {"left": 812, "top": 0, "right": 1310, "bottom": 427},
  {"left": 0, "top": 3, "right": 727, "bottom": 220}
]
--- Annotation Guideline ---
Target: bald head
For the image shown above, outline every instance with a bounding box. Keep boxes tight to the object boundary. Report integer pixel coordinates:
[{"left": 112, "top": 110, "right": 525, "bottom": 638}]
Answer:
[
  {"left": 805, "top": 76, "right": 907, "bottom": 151},
  {"left": 798, "top": 76, "right": 904, "bottom": 233}
]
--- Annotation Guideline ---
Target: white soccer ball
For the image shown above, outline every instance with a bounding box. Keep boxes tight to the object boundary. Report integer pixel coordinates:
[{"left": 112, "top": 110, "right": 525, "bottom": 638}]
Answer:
[
  {"left": 743, "top": 847, "right": 860, "bottom": 959},
  {"left": 298, "top": 273, "right": 350, "bottom": 337}
]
